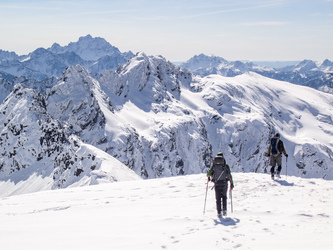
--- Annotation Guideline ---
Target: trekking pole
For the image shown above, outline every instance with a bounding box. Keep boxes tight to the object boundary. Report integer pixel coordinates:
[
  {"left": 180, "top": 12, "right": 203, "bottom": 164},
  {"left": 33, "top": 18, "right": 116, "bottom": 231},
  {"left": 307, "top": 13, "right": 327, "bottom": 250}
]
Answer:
[
  {"left": 203, "top": 179, "right": 209, "bottom": 215},
  {"left": 230, "top": 190, "right": 233, "bottom": 213},
  {"left": 285, "top": 157, "right": 287, "bottom": 178},
  {"left": 264, "top": 156, "right": 270, "bottom": 173}
]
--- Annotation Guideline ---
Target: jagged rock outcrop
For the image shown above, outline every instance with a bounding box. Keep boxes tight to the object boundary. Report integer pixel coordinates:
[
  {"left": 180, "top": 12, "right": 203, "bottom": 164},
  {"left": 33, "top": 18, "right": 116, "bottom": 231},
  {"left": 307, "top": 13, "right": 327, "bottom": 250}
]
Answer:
[
  {"left": 0, "top": 51, "right": 332, "bottom": 196},
  {"left": 46, "top": 55, "right": 211, "bottom": 179},
  {"left": 0, "top": 83, "right": 139, "bottom": 195}
]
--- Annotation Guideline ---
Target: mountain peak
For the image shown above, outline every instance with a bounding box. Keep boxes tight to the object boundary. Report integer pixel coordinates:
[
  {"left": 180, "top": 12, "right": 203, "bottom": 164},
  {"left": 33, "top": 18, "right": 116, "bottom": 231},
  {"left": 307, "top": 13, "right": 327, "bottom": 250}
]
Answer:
[
  {"left": 78, "top": 34, "right": 93, "bottom": 40},
  {"left": 0, "top": 49, "right": 19, "bottom": 60},
  {"left": 293, "top": 60, "right": 318, "bottom": 72},
  {"left": 181, "top": 54, "right": 229, "bottom": 73},
  {"left": 321, "top": 59, "right": 333, "bottom": 67},
  {"left": 48, "top": 35, "right": 121, "bottom": 61}
]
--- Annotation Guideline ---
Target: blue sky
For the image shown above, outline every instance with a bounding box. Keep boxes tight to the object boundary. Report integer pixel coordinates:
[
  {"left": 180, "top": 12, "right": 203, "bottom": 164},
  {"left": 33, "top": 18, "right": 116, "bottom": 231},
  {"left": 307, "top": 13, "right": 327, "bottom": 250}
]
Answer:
[{"left": 0, "top": 0, "right": 332, "bottom": 62}]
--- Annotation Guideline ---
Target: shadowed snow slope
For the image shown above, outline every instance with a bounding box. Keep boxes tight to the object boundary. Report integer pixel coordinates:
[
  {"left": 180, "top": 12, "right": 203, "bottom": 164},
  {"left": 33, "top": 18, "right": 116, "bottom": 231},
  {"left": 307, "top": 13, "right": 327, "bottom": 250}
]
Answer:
[{"left": 0, "top": 173, "right": 332, "bottom": 249}]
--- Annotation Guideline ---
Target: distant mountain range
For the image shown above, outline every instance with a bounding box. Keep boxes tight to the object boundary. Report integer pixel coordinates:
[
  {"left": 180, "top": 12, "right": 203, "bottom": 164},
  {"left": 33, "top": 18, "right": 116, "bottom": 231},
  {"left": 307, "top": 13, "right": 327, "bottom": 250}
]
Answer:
[
  {"left": 180, "top": 54, "right": 333, "bottom": 94},
  {"left": 0, "top": 35, "right": 332, "bottom": 196},
  {"left": 244, "top": 61, "right": 301, "bottom": 68},
  {"left": 1, "top": 35, "right": 332, "bottom": 94},
  {"left": 0, "top": 35, "right": 134, "bottom": 80}
]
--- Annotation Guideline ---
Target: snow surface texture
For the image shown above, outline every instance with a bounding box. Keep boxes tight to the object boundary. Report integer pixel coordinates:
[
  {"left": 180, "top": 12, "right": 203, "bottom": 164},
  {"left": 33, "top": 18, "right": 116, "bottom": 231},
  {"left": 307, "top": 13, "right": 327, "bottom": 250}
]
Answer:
[
  {"left": 0, "top": 173, "right": 332, "bottom": 249},
  {"left": 0, "top": 51, "right": 333, "bottom": 198}
]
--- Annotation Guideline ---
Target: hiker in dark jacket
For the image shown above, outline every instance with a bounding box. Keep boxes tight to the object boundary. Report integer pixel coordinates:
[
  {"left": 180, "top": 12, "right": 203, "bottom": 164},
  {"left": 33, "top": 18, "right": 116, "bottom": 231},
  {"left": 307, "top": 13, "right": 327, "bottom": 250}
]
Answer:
[
  {"left": 267, "top": 133, "right": 288, "bottom": 179},
  {"left": 207, "top": 152, "right": 234, "bottom": 217}
]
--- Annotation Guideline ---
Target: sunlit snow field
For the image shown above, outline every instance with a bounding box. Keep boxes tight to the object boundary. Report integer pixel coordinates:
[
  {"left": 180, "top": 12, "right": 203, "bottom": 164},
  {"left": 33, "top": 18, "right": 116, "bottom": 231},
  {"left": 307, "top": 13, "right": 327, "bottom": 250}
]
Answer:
[{"left": 1, "top": 173, "right": 332, "bottom": 250}]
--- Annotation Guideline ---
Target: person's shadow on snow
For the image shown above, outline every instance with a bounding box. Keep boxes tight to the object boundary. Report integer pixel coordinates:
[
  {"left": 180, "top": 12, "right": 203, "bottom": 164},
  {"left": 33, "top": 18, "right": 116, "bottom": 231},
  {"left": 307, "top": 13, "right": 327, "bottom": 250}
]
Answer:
[
  {"left": 214, "top": 217, "right": 240, "bottom": 226},
  {"left": 274, "top": 179, "right": 294, "bottom": 186}
]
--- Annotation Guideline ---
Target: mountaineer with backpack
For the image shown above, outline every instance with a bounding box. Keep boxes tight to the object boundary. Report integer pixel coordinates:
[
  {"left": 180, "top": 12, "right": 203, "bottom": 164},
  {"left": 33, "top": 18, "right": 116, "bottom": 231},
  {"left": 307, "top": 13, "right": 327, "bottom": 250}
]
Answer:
[
  {"left": 267, "top": 133, "right": 288, "bottom": 179},
  {"left": 207, "top": 152, "right": 234, "bottom": 217}
]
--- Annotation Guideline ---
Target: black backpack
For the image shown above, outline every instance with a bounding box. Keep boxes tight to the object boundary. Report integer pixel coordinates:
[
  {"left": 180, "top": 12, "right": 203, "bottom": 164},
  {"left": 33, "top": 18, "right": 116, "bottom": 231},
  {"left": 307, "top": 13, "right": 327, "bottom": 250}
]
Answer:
[
  {"left": 270, "top": 137, "right": 281, "bottom": 155},
  {"left": 212, "top": 156, "right": 230, "bottom": 182}
]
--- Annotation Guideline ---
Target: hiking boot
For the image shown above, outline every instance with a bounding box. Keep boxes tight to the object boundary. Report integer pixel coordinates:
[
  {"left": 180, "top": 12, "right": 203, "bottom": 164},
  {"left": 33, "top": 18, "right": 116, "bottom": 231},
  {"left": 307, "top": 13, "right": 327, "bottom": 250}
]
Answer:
[
  {"left": 276, "top": 171, "right": 281, "bottom": 178},
  {"left": 217, "top": 212, "right": 222, "bottom": 218},
  {"left": 271, "top": 172, "right": 274, "bottom": 179},
  {"left": 223, "top": 210, "right": 227, "bottom": 216}
]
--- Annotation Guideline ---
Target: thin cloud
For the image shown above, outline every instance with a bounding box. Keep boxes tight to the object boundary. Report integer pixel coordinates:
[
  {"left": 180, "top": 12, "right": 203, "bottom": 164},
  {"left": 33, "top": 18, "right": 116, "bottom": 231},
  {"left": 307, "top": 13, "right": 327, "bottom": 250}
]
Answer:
[
  {"left": 241, "top": 21, "right": 290, "bottom": 26},
  {"left": 0, "top": 3, "right": 59, "bottom": 10},
  {"left": 180, "top": 0, "right": 286, "bottom": 19},
  {"left": 73, "top": 9, "right": 140, "bottom": 16}
]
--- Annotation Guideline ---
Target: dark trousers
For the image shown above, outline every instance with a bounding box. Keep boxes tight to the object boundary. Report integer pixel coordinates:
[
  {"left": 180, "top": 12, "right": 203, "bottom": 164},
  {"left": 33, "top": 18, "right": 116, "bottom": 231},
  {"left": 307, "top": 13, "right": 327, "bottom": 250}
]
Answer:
[
  {"left": 214, "top": 181, "right": 228, "bottom": 213},
  {"left": 270, "top": 154, "right": 282, "bottom": 174},
  {"left": 271, "top": 165, "right": 282, "bottom": 174}
]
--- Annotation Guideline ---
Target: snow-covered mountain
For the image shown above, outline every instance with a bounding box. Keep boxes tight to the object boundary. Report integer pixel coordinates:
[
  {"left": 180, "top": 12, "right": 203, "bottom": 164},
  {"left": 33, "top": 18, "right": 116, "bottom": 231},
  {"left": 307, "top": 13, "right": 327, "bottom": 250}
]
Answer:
[
  {"left": 181, "top": 54, "right": 333, "bottom": 94},
  {"left": 1, "top": 37, "right": 331, "bottom": 94},
  {"left": 46, "top": 54, "right": 211, "bottom": 179},
  {"left": 1, "top": 173, "right": 332, "bottom": 249},
  {"left": 180, "top": 53, "right": 272, "bottom": 77},
  {"left": 0, "top": 49, "right": 19, "bottom": 60},
  {"left": 48, "top": 34, "right": 123, "bottom": 61},
  {"left": 1, "top": 51, "right": 332, "bottom": 199},
  {"left": 304, "top": 72, "right": 333, "bottom": 94},
  {"left": 0, "top": 83, "right": 140, "bottom": 196},
  {"left": 0, "top": 77, "right": 14, "bottom": 103},
  {"left": 0, "top": 35, "right": 134, "bottom": 80},
  {"left": 0, "top": 37, "right": 333, "bottom": 197}
]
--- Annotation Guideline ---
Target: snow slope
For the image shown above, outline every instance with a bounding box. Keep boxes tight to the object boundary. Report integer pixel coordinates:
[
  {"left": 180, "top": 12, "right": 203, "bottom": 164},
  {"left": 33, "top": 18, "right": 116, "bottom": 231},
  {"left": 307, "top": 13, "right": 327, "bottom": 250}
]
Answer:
[
  {"left": 181, "top": 54, "right": 333, "bottom": 94},
  {"left": 0, "top": 82, "right": 140, "bottom": 197},
  {"left": 198, "top": 73, "right": 333, "bottom": 179},
  {"left": 0, "top": 173, "right": 332, "bottom": 249},
  {"left": 98, "top": 54, "right": 333, "bottom": 180},
  {"left": 1, "top": 53, "right": 332, "bottom": 199}
]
